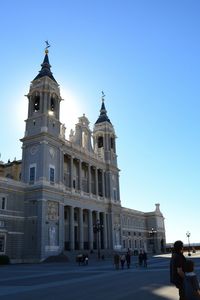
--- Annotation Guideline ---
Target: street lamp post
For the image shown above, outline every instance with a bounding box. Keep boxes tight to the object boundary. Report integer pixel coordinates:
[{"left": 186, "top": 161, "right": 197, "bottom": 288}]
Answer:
[
  {"left": 186, "top": 231, "right": 191, "bottom": 256},
  {"left": 149, "top": 227, "right": 157, "bottom": 254},
  {"left": 93, "top": 220, "right": 103, "bottom": 259}
]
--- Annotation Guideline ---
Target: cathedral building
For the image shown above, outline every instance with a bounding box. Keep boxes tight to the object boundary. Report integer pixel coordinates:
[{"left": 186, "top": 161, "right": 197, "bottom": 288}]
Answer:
[{"left": 0, "top": 48, "right": 165, "bottom": 262}]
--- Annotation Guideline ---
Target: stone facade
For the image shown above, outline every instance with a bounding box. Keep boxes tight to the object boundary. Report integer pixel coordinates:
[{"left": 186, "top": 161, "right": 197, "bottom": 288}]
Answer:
[{"left": 0, "top": 50, "right": 166, "bottom": 262}]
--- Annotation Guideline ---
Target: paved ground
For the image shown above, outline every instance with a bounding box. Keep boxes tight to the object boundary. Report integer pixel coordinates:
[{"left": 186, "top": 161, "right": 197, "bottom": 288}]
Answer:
[{"left": 0, "top": 252, "right": 200, "bottom": 300}]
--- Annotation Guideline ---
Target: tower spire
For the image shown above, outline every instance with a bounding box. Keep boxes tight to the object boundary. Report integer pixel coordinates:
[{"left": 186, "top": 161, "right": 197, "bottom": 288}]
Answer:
[
  {"left": 33, "top": 42, "right": 57, "bottom": 83},
  {"left": 95, "top": 91, "right": 111, "bottom": 124}
]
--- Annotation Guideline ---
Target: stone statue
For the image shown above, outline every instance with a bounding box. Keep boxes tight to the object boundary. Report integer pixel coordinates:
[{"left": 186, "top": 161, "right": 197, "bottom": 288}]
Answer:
[{"left": 49, "top": 226, "right": 56, "bottom": 246}]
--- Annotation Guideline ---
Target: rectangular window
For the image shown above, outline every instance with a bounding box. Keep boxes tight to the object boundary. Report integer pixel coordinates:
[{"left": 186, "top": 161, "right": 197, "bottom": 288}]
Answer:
[
  {"left": 83, "top": 214, "right": 87, "bottom": 223},
  {"left": 50, "top": 167, "right": 55, "bottom": 183},
  {"left": 0, "top": 197, "right": 6, "bottom": 210},
  {"left": 113, "top": 189, "right": 117, "bottom": 200},
  {"left": 74, "top": 212, "right": 78, "bottom": 221},
  {"left": 64, "top": 209, "right": 68, "bottom": 220},
  {"left": 29, "top": 166, "right": 36, "bottom": 183},
  {"left": 73, "top": 179, "right": 76, "bottom": 189},
  {"left": 0, "top": 235, "right": 5, "bottom": 253}
]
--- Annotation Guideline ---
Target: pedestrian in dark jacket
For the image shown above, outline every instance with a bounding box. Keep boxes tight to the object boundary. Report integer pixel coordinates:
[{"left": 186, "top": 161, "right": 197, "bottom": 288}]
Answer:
[
  {"left": 138, "top": 250, "right": 143, "bottom": 267},
  {"left": 126, "top": 251, "right": 131, "bottom": 269},
  {"left": 120, "top": 254, "right": 126, "bottom": 269},
  {"left": 143, "top": 251, "right": 147, "bottom": 267},
  {"left": 114, "top": 253, "right": 120, "bottom": 270},
  {"left": 170, "top": 240, "right": 186, "bottom": 300}
]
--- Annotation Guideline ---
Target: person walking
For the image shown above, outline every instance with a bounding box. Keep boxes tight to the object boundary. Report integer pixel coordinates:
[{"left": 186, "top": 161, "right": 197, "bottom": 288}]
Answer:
[
  {"left": 120, "top": 254, "right": 126, "bottom": 269},
  {"left": 138, "top": 250, "right": 143, "bottom": 267},
  {"left": 170, "top": 240, "right": 186, "bottom": 300},
  {"left": 113, "top": 253, "right": 120, "bottom": 270},
  {"left": 126, "top": 251, "right": 131, "bottom": 269},
  {"left": 184, "top": 259, "right": 200, "bottom": 300},
  {"left": 143, "top": 251, "right": 148, "bottom": 268},
  {"left": 84, "top": 254, "right": 89, "bottom": 265}
]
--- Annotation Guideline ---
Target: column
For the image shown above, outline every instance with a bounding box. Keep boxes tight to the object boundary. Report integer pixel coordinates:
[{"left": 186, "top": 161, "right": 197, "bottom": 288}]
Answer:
[
  {"left": 109, "top": 171, "right": 113, "bottom": 200},
  {"left": 88, "top": 210, "right": 93, "bottom": 250},
  {"left": 103, "top": 212, "right": 108, "bottom": 249},
  {"left": 41, "top": 91, "right": 45, "bottom": 112},
  {"left": 70, "top": 156, "right": 73, "bottom": 188},
  {"left": 102, "top": 170, "right": 105, "bottom": 197},
  {"left": 79, "top": 160, "right": 82, "bottom": 191},
  {"left": 59, "top": 149, "right": 64, "bottom": 184},
  {"left": 96, "top": 211, "right": 101, "bottom": 249},
  {"left": 109, "top": 212, "right": 114, "bottom": 249},
  {"left": 59, "top": 203, "right": 64, "bottom": 251},
  {"left": 28, "top": 95, "right": 32, "bottom": 117},
  {"left": 96, "top": 211, "right": 100, "bottom": 221},
  {"left": 69, "top": 206, "right": 74, "bottom": 250},
  {"left": 95, "top": 167, "right": 98, "bottom": 196},
  {"left": 88, "top": 164, "right": 91, "bottom": 194},
  {"left": 117, "top": 174, "right": 120, "bottom": 201},
  {"left": 39, "top": 199, "right": 46, "bottom": 256},
  {"left": 79, "top": 207, "right": 84, "bottom": 250}
]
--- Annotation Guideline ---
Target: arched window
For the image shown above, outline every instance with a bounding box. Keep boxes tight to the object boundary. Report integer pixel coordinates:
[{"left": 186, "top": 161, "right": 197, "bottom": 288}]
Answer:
[
  {"left": 111, "top": 137, "right": 115, "bottom": 151},
  {"left": 50, "top": 97, "right": 55, "bottom": 111},
  {"left": 34, "top": 96, "right": 40, "bottom": 112},
  {"left": 98, "top": 136, "right": 103, "bottom": 148}
]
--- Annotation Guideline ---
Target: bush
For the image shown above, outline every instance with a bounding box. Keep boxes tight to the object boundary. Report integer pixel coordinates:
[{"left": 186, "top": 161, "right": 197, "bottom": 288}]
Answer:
[{"left": 0, "top": 255, "right": 10, "bottom": 265}]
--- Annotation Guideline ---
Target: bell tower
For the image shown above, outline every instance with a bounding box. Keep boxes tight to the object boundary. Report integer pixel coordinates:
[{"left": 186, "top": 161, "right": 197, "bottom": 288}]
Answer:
[
  {"left": 21, "top": 46, "right": 63, "bottom": 185},
  {"left": 93, "top": 92, "right": 120, "bottom": 203},
  {"left": 25, "top": 48, "right": 61, "bottom": 138},
  {"left": 93, "top": 92, "right": 117, "bottom": 166}
]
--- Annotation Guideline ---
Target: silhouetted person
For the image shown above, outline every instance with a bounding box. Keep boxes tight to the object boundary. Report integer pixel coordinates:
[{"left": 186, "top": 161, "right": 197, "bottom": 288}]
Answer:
[
  {"left": 126, "top": 251, "right": 131, "bottom": 269},
  {"left": 120, "top": 254, "right": 126, "bottom": 269},
  {"left": 138, "top": 250, "right": 143, "bottom": 267},
  {"left": 143, "top": 251, "right": 147, "bottom": 267},
  {"left": 85, "top": 254, "right": 88, "bottom": 265},
  {"left": 114, "top": 253, "right": 120, "bottom": 270},
  {"left": 170, "top": 240, "right": 186, "bottom": 300}
]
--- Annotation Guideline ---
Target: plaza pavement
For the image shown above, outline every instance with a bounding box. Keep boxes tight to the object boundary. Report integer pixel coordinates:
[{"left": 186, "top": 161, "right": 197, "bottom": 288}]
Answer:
[{"left": 0, "top": 252, "right": 199, "bottom": 300}]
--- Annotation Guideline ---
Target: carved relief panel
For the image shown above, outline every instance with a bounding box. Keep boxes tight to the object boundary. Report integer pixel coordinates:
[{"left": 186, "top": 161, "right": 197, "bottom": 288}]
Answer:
[{"left": 47, "top": 201, "right": 59, "bottom": 221}]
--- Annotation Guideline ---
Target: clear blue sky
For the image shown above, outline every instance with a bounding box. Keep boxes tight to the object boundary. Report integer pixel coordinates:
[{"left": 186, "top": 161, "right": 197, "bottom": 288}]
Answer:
[{"left": 0, "top": 0, "right": 199, "bottom": 244}]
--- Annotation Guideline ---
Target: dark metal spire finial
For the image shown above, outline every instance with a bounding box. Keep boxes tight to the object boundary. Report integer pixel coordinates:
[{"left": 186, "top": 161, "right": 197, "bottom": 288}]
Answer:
[
  {"left": 45, "top": 40, "right": 51, "bottom": 54},
  {"left": 101, "top": 91, "right": 105, "bottom": 102}
]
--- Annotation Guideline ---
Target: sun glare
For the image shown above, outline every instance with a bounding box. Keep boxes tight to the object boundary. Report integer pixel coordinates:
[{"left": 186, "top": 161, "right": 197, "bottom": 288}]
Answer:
[
  {"left": 152, "top": 286, "right": 177, "bottom": 300},
  {"left": 13, "top": 94, "right": 28, "bottom": 133},
  {"left": 11, "top": 88, "right": 84, "bottom": 141},
  {"left": 60, "top": 87, "right": 84, "bottom": 138}
]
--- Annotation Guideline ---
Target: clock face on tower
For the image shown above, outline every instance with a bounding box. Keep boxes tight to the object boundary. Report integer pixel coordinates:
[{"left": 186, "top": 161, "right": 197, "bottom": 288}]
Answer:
[{"left": 30, "top": 146, "right": 38, "bottom": 155}]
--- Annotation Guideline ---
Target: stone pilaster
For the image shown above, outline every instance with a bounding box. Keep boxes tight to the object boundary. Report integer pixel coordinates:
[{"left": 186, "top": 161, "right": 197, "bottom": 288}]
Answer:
[{"left": 70, "top": 206, "right": 74, "bottom": 250}]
